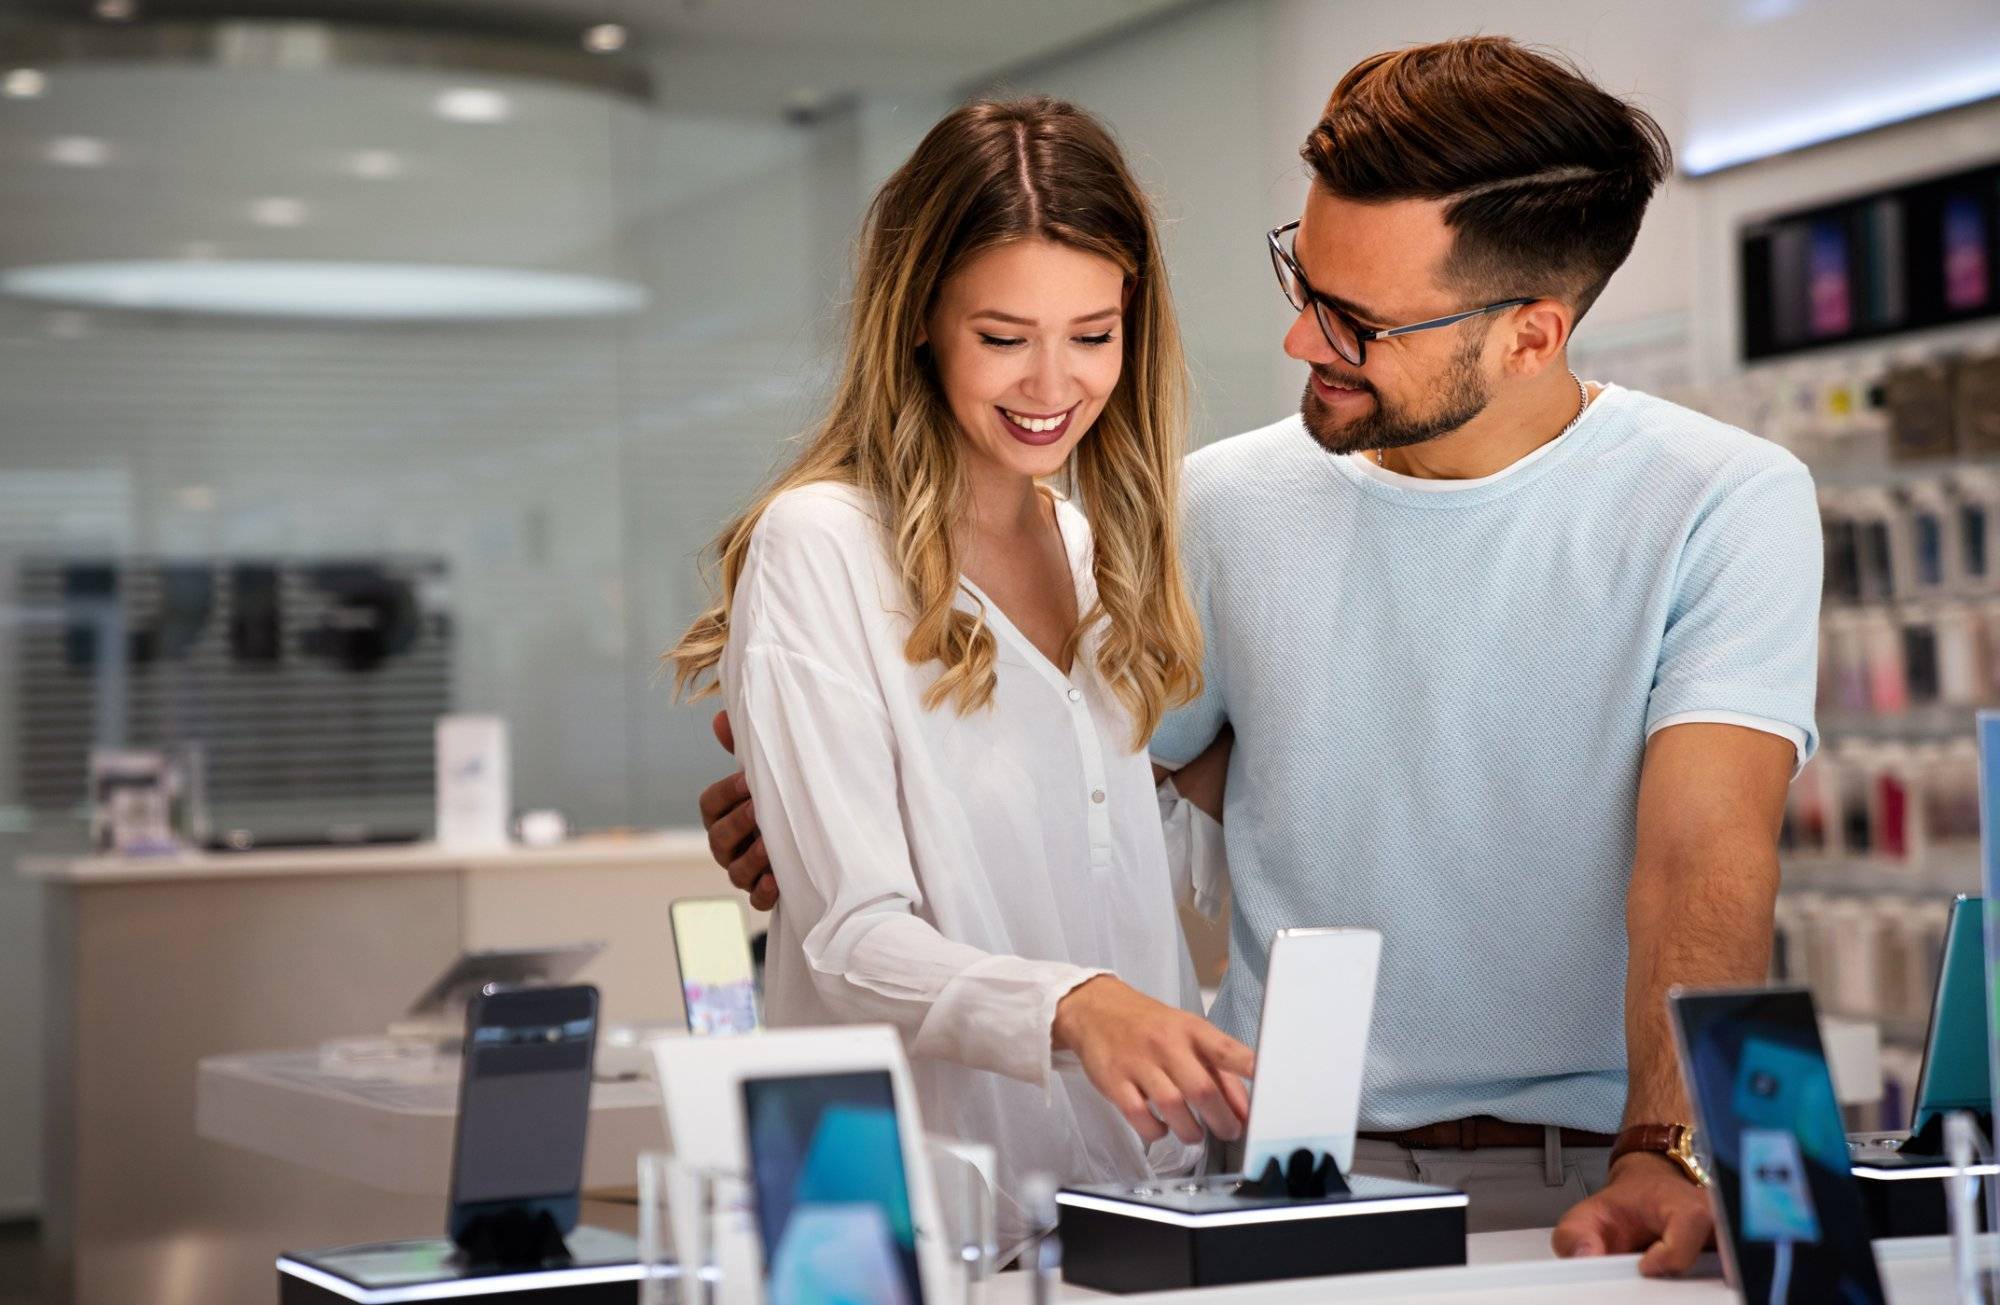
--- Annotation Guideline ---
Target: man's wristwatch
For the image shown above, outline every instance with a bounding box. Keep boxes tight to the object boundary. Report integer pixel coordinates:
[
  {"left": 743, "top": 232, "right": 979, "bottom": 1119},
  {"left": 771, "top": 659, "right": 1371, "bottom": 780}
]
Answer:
[{"left": 1611, "top": 1123, "right": 1710, "bottom": 1187}]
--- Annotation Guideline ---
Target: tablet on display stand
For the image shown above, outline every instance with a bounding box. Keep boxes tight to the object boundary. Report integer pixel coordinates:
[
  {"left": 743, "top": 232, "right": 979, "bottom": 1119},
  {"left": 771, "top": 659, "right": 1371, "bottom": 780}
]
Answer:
[{"left": 649, "top": 1024, "right": 952, "bottom": 1304}]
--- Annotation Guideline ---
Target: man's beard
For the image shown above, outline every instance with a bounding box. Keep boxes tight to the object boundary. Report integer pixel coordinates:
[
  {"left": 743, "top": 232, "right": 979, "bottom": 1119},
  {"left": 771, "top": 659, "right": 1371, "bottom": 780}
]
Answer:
[{"left": 1299, "top": 332, "right": 1492, "bottom": 457}]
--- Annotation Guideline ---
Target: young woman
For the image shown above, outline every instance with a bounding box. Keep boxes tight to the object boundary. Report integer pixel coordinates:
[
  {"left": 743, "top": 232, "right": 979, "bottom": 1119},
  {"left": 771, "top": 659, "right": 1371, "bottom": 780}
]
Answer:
[{"left": 667, "top": 97, "right": 1248, "bottom": 1240}]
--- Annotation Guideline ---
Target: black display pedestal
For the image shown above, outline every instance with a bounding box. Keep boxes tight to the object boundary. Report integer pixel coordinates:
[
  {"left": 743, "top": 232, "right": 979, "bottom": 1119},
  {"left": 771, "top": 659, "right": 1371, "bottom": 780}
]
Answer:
[{"left": 1056, "top": 1171, "right": 1467, "bottom": 1294}]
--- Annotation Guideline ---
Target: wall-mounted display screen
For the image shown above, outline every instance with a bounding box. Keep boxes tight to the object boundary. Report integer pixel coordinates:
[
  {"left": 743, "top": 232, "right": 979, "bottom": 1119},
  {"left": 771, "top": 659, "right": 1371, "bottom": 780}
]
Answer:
[{"left": 1740, "top": 159, "right": 2000, "bottom": 361}]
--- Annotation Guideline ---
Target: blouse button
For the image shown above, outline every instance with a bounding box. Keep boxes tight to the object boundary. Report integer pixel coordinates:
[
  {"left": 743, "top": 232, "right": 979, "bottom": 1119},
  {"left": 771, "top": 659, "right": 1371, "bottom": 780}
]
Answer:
[
  {"left": 1066, "top": 688, "right": 1082, "bottom": 703},
  {"left": 1091, "top": 789, "right": 1106, "bottom": 804}
]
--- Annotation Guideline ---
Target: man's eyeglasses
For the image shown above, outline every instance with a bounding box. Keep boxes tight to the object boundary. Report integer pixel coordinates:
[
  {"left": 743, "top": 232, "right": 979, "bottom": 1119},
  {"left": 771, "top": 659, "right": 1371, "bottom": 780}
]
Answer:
[{"left": 1266, "top": 220, "right": 1535, "bottom": 368}]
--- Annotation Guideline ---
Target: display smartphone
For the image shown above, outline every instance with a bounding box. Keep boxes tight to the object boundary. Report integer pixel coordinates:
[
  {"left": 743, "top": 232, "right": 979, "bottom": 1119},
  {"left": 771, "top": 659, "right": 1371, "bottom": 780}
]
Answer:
[
  {"left": 670, "top": 896, "right": 760, "bottom": 1035},
  {"left": 446, "top": 983, "right": 599, "bottom": 1252},
  {"left": 1668, "top": 986, "right": 1887, "bottom": 1305},
  {"left": 741, "top": 1069, "right": 925, "bottom": 1305},
  {"left": 1241, "top": 927, "right": 1382, "bottom": 1178},
  {"left": 1908, "top": 895, "right": 1989, "bottom": 1152}
]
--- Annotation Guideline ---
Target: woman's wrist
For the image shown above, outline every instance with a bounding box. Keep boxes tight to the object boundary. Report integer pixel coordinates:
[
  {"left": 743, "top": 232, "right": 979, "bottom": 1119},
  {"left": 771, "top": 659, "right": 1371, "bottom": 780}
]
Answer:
[{"left": 1051, "top": 973, "right": 1121, "bottom": 1051}]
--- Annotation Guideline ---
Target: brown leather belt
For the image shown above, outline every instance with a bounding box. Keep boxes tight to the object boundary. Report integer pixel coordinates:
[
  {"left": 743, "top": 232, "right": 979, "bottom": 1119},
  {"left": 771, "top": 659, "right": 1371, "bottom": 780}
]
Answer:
[{"left": 1359, "top": 1115, "right": 1616, "bottom": 1152}]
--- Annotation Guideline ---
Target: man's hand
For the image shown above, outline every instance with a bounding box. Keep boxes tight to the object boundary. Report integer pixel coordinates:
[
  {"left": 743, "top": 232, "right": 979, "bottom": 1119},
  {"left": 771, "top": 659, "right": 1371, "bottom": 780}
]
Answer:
[
  {"left": 1052, "top": 975, "right": 1254, "bottom": 1145},
  {"left": 697, "top": 710, "right": 777, "bottom": 911},
  {"left": 1551, "top": 1153, "right": 1713, "bottom": 1277},
  {"left": 1169, "top": 725, "right": 1232, "bottom": 823}
]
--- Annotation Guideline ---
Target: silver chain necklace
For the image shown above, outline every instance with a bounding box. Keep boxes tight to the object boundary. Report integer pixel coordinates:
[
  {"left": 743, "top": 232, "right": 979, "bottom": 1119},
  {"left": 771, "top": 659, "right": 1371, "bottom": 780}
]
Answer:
[{"left": 1374, "top": 369, "right": 1590, "bottom": 469}]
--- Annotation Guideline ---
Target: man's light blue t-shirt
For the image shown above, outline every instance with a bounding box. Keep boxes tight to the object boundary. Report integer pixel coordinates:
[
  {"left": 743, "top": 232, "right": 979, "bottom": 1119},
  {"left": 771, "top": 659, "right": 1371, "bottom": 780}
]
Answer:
[{"left": 1151, "top": 384, "right": 1822, "bottom": 1134}]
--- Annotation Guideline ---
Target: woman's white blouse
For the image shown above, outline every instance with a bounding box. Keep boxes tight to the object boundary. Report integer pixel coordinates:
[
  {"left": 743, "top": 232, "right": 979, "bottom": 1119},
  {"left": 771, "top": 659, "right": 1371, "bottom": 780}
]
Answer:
[{"left": 719, "top": 481, "right": 1205, "bottom": 1236}]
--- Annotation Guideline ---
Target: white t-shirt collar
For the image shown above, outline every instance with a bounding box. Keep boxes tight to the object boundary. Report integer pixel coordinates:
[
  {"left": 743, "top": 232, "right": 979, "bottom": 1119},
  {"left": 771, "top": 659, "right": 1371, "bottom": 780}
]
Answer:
[{"left": 1343, "top": 381, "right": 1612, "bottom": 493}]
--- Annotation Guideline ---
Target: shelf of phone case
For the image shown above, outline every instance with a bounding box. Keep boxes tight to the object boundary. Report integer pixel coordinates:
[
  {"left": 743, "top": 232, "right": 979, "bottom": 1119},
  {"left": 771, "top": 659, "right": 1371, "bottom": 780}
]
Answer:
[
  {"left": 1773, "top": 892, "right": 1953, "bottom": 1038},
  {"left": 1783, "top": 748, "right": 1981, "bottom": 869}
]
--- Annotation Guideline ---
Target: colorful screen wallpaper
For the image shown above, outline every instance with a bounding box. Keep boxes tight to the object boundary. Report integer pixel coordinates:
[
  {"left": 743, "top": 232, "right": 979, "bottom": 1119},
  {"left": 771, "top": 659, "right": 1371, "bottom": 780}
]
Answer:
[
  {"left": 1680, "top": 990, "right": 1886, "bottom": 1305},
  {"left": 742, "top": 1070, "right": 923, "bottom": 1305},
  {"left": 1741, "top": 160, "right": 1999, "bottom": 361},
  {"left": 675, "top": 898, "right": 760, "bottom": 1035}
]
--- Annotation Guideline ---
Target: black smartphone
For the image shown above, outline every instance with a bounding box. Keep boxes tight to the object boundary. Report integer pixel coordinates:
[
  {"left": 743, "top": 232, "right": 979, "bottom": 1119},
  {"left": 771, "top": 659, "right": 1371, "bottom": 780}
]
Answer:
[
  {"left": 741, "top": 1069, "right": 925, "bottom": 1305},
  {"left": 446, "top": 984, "right": 599, "bottom": 1251},
  {"left": 1668, "top": 986, "right": 1887, "bottom": 1305}
]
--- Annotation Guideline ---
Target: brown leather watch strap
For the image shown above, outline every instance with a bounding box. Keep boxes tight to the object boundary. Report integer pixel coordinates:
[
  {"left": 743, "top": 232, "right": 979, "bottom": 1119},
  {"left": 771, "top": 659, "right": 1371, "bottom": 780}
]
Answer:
[
  {"left": 1611, "top": 1122, "right": 1713, "bottom": 1190},
  {"left": 1610, "top": 1123, "right": 1683, "bottom": 1167}
]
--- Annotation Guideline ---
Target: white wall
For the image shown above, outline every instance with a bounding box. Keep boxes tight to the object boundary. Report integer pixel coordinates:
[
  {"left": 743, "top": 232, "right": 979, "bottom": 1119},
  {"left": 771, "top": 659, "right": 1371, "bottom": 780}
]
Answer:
[{"left": 982, "top": 0, "right": 1300, "bottom": 444}]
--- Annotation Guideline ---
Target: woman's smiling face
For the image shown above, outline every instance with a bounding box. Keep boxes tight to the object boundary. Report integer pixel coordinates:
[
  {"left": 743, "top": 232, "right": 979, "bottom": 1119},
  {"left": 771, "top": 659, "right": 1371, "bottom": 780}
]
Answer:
[{"left": 925, "top": 237, "right": 1128, "bottom": 484}]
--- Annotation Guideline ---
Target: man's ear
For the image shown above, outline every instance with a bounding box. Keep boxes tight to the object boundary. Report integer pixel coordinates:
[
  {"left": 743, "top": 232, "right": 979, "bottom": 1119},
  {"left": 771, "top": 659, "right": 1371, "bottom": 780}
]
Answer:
[{"left": 1504, "top": 297, "right": 1573, "bottom": 377}]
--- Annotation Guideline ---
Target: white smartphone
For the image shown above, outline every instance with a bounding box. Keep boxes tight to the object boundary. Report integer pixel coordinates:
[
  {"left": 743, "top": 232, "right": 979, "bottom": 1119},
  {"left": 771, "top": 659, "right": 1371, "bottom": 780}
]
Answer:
[{"left": 1241, "top": 927, "right": 1382, "bottom": 1178}]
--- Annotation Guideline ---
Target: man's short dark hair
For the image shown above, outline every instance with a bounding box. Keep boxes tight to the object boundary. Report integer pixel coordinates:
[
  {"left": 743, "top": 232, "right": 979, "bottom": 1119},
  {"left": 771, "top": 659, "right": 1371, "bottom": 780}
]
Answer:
[{"left": 1302, "top": 37, "right": 1672, "bottom": 320}]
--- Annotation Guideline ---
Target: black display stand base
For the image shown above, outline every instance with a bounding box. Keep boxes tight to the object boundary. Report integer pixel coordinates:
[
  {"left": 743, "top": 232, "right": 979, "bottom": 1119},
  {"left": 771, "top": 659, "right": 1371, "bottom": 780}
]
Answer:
[
  {"left": 1057, "top": 1171, "right": 1467, "bottom": 1294},
  {"left": 455, "top": 1207, "right": 572, "bottom": 1268},
  {"left": 1850, "top": 1131, "right": 2000, "bottom": 1239},
  {"left": 278, "top": 1227, "right": 641, "bottom": 1305}
]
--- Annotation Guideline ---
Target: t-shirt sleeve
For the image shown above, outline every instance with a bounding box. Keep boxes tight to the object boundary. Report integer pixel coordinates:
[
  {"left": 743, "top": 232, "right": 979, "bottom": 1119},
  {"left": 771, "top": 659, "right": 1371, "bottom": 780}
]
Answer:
[{"left": 1646, "top": 456, "right": 1823, "bottom": 763}]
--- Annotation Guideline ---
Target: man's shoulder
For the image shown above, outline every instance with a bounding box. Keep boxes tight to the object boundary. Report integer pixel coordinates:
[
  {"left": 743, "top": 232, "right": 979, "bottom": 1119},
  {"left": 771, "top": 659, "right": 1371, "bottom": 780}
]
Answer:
[
  {"left": 1594, "top": 386, "right": 1809, "bottom": 495},
  {"left": 1183, "top": 413, "right": 1314, "bottom": 516}
]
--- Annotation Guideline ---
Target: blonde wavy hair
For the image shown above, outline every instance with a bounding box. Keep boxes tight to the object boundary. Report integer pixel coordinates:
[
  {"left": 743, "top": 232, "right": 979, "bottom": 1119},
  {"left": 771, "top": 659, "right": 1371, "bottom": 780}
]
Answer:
[{"left": 667, "top": 96, "right": 1201, "bottom": 746}]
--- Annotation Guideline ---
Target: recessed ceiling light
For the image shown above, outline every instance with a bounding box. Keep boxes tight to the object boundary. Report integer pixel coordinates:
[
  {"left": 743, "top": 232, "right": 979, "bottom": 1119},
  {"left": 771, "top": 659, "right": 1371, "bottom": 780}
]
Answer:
[
  {"left": 248, "top": 197, "right": 308, "bottom": 228},
  {"left": 434, "top": 87, "right": 511, "bottom": 124},
  {"left": 93, "top": 0, "right": 138, "bottom": 20},
  {"left": 45, "top": 136, "right": 111, "bottom": 167},
  {"left": 582, "top": 23, "right": 628, "bottom": 53},
  {"left": 4, "top": 68, "right": 47, "bottom": 99},
  {"left": 0, "top": 260, "right": 651, "bottom": 322},
  {"left": 347, "top": 148, "right": 404, "bottom": 180}
]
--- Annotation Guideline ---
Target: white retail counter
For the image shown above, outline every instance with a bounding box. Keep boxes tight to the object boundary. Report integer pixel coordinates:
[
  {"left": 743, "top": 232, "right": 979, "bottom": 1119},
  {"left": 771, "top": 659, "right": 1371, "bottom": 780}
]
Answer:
[{"left": 22, "top": 832, "right": 728, "bottom": 1305}]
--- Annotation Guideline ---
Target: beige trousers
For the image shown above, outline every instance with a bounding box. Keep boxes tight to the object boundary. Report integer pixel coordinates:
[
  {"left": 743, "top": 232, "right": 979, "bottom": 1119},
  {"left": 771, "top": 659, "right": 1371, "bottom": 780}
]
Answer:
[{"left": 1349, "top": 1136, "right": 1611, "bottom": 1234}]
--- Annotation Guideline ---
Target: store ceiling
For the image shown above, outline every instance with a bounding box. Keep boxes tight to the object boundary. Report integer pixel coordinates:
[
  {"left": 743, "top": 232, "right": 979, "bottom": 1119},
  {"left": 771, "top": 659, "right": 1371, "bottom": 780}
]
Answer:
[
  {"left": 2, "top": 0, "right": 1203, "bottom": 113},
  {"left": 0, "top": 0, "right": 1203, "bottom": 320}
]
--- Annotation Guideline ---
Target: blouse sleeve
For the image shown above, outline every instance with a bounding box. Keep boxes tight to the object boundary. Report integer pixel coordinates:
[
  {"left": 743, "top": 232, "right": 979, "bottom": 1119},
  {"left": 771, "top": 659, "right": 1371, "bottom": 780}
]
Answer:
[
  {"left": 1157, "top": 775, "right": 1228, "bottom": 920},
  {"left": 723, "top": 494, "right": 1107, "bottom": 1090}
]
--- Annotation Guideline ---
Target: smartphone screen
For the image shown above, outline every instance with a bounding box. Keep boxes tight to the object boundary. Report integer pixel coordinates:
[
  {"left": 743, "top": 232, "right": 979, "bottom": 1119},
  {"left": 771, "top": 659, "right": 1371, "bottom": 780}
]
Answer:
[
  {"left": 670, "top": 897, "right": 760, "bottom": 1035},
  {"left": 1670, "top": 987, "right": 1886, "bottom": 1305},
  {"left": 741, "top": 1069, "right": 924, "bottom": 1305},
  {"left": 447, "top": 984, "right": 598, "bottom": 1245}
]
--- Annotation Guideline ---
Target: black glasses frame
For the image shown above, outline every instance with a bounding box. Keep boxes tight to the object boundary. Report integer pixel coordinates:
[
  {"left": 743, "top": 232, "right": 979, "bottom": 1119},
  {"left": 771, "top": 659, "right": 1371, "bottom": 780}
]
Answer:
[{"left": 1267, "top": 220, "right": 1536, "bottom": 368}]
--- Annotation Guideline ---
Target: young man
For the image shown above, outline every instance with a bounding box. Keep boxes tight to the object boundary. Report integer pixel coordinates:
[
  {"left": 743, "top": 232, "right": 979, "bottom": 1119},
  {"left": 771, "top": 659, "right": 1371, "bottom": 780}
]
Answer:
[{"left": 699, "top": 38, "right": 1818, "bottom": 1277}]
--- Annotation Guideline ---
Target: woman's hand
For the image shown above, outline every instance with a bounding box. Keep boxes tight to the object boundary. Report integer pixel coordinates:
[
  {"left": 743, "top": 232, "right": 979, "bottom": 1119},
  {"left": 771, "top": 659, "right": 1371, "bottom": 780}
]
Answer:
[{"left": 1052, "top": 975, "right": 1254, "bottom": 1145}]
